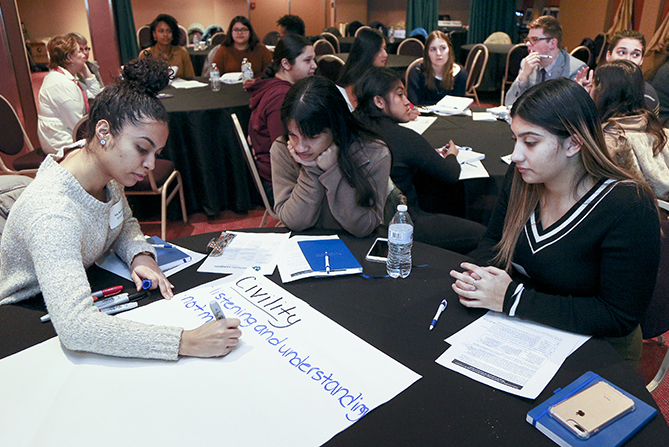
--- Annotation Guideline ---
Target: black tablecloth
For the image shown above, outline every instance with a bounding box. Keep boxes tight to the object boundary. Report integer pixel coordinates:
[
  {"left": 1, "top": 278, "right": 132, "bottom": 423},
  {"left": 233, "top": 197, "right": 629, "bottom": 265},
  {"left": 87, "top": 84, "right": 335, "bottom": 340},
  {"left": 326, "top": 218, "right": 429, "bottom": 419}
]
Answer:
[
  {"left": 420, "top": 111, "right": 515, "bottom": 225},
  {"left": 461, "top": 43, "right": 515, "bottom": 93},
  {"left": 2, "top": 230, "right": 665, "bottom": 445},
  {"left": 159, "top": 80, "right": 259, "bottom": 216},
  {"left": 187, "top": 46, "right": 211, "bottom": 76}
]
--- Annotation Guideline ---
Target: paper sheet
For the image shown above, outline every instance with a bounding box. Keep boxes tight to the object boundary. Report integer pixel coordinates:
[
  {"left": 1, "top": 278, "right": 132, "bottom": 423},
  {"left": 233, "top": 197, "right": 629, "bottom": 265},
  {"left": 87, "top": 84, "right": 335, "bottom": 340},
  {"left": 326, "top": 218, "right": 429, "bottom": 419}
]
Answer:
[
  {"left": 398, "top": 116, "right": 437, "bottom": 135},
  {"left": 169, "top": 78, "right": 208, "bottom": 89},
  {"left": 277, "top": 235, "right": 362, "bottom": 283},
  {"left": 197, "top": 231, "right": 289, "bottom": 275},
  {"left": 0, "top": 272, "right": 421, "bottom": 447},
  {"left": 95, "top": 243, "right": 205, "bottom": 279},
  {"left": 436, "top": 311, "right": 589, "bottom": 399},
  {"left": 459, "top": 160, "right": 489, "bottom": 180},
  {"left": 472, "top": 112, "right": 498, "bottom": 122}
]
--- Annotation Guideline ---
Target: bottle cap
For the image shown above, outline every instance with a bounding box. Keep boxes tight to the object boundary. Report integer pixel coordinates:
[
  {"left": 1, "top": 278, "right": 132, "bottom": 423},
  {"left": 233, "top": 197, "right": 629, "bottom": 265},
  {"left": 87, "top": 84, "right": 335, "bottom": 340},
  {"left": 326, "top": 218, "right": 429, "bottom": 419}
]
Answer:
[{"left": 397, "top": 204, "right": 407, "bottom": 212}]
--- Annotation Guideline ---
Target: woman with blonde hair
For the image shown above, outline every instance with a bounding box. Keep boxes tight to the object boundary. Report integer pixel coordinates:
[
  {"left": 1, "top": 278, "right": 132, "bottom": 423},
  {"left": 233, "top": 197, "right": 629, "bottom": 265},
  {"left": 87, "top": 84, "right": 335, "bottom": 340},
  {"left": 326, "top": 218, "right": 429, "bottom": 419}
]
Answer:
[
  {"left": 450, "top": 78, "right": 660, "bottom": 368},
  {"left": 407, "top": 30, "right": 467, "bottom": 105}
]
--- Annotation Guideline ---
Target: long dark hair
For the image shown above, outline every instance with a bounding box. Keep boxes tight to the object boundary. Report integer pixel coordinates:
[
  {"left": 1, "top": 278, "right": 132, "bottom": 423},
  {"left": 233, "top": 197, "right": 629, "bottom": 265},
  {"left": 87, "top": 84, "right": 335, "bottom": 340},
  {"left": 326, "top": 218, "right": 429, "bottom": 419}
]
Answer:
[
  {"left": 422, "top": 30, "right": 456, "bottom": 91},
  {"left": 593, "top": 60, "right": 666, "bottom": 155},
  {"left": 85, "top": 58, "right": 170, "bottom": 139},
  {"left": 353, "top": 67, "right": 402, "bottom": 126},
  {"left": 149, "top": 14, "right": 180, "bottom": 47},
  {"left": 263, "top": 34, "right": 311, "bottom": 79},
  {"left": 223, "top": 16, "right": 261, "bottom": 51},
  {"left": 338, "top": 28, "right": 384, "bottom": 87},
  {"left": 494, "top": 78, "right": 644, "bottom": 270},
  {"left": 281, "top": 76, "right": 379, "bottom": 208}
]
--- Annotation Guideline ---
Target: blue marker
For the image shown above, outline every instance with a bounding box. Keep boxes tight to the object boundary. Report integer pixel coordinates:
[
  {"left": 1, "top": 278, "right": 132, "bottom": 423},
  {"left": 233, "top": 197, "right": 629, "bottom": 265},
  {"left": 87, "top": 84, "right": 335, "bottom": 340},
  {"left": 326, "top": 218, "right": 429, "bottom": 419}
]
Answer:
[
  {"left": 429, "top": 299, "right": 448, "bottom": 331},
  {"left": 142, "top": 279, "right": 152, "bottom": 289}
]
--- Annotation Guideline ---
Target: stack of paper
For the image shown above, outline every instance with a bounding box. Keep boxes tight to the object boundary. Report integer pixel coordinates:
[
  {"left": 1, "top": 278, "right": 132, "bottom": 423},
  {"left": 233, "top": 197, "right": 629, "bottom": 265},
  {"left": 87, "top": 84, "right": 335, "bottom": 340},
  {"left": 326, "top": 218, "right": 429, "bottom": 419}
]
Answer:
[
  {"left": 278, "top": 235, "right": 361, "bottom": 283},
  {"left": 425, "top": 95, "right": 474, "bottom": 115}
]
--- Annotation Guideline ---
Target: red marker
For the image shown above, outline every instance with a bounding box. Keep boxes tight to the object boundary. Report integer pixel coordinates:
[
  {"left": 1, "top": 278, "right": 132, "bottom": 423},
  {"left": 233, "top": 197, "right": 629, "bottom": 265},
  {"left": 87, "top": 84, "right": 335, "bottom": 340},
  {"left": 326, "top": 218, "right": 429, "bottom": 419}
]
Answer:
[{"left": 91, "top": 285, "right": 124, "bottom": 300}]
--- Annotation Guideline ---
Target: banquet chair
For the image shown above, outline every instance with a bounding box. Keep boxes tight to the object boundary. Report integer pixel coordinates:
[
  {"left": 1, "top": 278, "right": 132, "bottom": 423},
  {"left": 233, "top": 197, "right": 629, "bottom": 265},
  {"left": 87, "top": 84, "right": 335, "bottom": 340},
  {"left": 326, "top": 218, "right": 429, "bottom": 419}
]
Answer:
[
  {"left": 210, "top": 32, "right": 226, "bottom": 47},
  {"left": 72, "top": 114, "right": 89, "bottom": 142},
  {"left": 0, "top": 94, "right": 44, "bottom": 177},
  {"left": 313, "top": 39, "right": 336, "bottom": 56},
  {"left": 640, "top": 218, "right": 669, "bottom": 392},
  {"left": 137, "top": 25, "right": 151, "bottom": 50},
  {"left": 262, "top": 31, "right": 280, "bottom": 46},
  {"left": 570, "top": 45, "right": 591, "bottom": 65},
  {"left": 354, "top": 25, "right": 372, "bottom": 37},
  {"left": 397, "top": 38, "right": 424, "bottom": 57},
  {"left": 346, "top": 21, "right": 364, "bottom": 37},
  {"left": 500, "top": 43, "right": 528, "bottom": 106},
  {"left": 592, "top": 33, "right": 607, "bottom": 67},
  {"left": 464, "top": 44, "right": 489, "bottom": 106},
  {"left": 405, "top": 57, "right": 423, "bottom": 91},
  {"left": 315, "top": 54, "right": 345, "bottom": 83},
  {"left": 320, "top": 32, "right": 340, "bottom": 53},
  {"left": 201, "top": 44, "right": 221, "bottom": 77},
  {"left": 231, "top": 113, "right": 278, "bottom": 228},
  {"left": 178, "top": 25, "right": 188, "bottom": 46},
  {"left": 75, "top": 113, "right": 188, "bottom": 239}
]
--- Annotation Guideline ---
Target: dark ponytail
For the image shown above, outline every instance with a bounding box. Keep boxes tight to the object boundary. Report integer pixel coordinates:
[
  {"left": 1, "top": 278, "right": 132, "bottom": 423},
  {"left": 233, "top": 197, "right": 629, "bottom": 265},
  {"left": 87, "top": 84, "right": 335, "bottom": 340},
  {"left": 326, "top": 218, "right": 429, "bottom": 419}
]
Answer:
[{"left": 263, "top": 34, "right": 312, "bottom": 79}]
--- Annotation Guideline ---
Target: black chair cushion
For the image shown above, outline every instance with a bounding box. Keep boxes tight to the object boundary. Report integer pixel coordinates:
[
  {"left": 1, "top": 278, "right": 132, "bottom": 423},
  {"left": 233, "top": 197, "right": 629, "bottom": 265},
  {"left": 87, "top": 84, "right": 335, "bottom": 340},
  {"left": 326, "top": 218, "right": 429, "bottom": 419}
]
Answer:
[{"left": 12, "top": 150, "right": 46, "bottom": 171}]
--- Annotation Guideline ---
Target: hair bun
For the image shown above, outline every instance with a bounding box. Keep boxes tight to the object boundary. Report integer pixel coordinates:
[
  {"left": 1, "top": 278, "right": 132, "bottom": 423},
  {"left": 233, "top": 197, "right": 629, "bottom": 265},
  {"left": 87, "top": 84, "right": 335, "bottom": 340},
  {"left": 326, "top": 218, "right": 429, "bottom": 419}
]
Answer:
[{"left": 122, "top": 58, "right": 171, "bottom": 96}]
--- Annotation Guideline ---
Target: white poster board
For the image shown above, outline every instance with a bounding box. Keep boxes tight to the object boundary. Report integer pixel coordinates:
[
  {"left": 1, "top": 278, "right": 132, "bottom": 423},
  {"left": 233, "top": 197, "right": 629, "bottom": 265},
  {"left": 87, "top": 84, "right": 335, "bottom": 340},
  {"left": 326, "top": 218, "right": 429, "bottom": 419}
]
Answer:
[{"left": 0, "top": 271, "right": 421, "bottom": 446}]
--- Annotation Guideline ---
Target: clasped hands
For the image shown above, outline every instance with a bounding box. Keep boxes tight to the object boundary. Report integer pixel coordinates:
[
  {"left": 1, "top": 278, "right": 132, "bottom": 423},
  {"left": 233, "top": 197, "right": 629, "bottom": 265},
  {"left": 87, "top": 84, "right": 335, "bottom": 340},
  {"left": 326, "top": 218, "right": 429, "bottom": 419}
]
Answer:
[{"left": 449, "top": 262, "right": 512, "bottom": 312}]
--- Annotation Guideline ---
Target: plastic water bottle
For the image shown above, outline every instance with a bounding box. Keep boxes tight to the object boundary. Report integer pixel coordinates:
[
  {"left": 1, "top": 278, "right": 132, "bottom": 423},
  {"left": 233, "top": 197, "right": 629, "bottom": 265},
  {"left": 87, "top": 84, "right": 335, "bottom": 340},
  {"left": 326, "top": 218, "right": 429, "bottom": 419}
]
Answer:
[
  {"left": 210, "top": 63, "right": 220, "bottom": 92},
  {"left": 389, "top": 26, "right": 395, "bottom": 43},
  {"left": 387, "top": 204, "right": 413, "bottom": 278},
  {"left": 241, "top": 58, "right": 253, "bottom": 81}
]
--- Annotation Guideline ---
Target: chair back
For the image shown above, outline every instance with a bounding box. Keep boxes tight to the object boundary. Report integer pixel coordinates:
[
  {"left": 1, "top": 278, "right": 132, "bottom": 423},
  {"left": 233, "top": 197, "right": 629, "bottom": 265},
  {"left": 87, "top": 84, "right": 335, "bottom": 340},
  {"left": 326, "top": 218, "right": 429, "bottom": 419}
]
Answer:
[
  {"left": 346, "top": 21, "right": 364, "bottom": 37},
  {"left": 201, "top": 44, "right": 221, "bottom": 77},
  {"left": 484, "top": 32, "right": 512, "bottom": 45},
  {"left": 315, "top": 54, "right": 345, "bottom": 83},
  {"left": 137, "top": 25, "right": 152, "bottom": 50},
  {"left": 210, "top": 32, "right": 226, "bottom": 47},
  {"left": 592, "top": 33, "right": 606, "bottom": 66},
  {"left": 570, "top": 45, "right": 591, "bottom": 65},
  {"left": 323, "top": 27, "right": 342, "bottom": 38},
  {"left": 320, "top": 32, "right": 340, "bottom": 53},
  {"left": 397, "top": 38, "right": 424, "bottom": 57},
  {"left": 313, "top": 39, "right": 335, "bottom": 56},
  {"left": 0, "top": 95, "right": 30, "bottom": 157},
  {"left": 640, "top": 219, "right": 669, "bottom": 339},
  {"left": 405, "top": 57, "right": 423, "bottom": 90},
  {"left": 465, "top": 44, "right": 489, "bottom": 93},
  {"left": 178, "top": 25, "right": 188, "bottom": 46},
  {"left": 72, "top": 115, "right": 89, "bottom": 142},
  {"left": 230, "top": 113, "right": 278, "bottom": 227},
  {"left": 354, "top": 25, "right": 372, "bottom": 37},
  {"left": 500, "top": 43, "right": 529, "bottom": 105}
]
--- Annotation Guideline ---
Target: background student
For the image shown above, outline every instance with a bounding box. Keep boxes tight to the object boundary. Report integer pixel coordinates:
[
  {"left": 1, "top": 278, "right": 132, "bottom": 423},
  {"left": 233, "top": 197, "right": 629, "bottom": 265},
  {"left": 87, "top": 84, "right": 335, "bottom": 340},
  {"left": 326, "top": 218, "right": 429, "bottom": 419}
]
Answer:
[
  {"left": 212, "top": 16, "right": 272, "bottom": 76},
  {"left": 407, "top": 30, "right": 468, "bottom": 106},
  {"left": 1, "top": 58, "right": 240, "bottom": 360},
  {"left": 138, "top": 14, "right": 195, "bottom": 78},
  {"left": 452, "top": 78, "right": 661, "bottom": 368},
  {"left": 354, "top": 67, "right": 486, "bottom": 253},
  {"left": 247, "top": 34, "right": 317, "bottom": 203},
  {"left": 271, "top": 76, "right": 391, "bottom": 237}
]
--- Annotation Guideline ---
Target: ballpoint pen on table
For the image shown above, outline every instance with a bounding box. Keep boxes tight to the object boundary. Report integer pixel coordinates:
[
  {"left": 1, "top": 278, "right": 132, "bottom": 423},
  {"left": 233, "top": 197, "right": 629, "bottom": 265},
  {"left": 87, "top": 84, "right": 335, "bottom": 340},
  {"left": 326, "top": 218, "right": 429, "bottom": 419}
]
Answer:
[
  {"left": 325, "top": 252, "right": 331, "bottom": 274},
  {"left": 429, "top": 299, "right": 448, "bottom": 331}
]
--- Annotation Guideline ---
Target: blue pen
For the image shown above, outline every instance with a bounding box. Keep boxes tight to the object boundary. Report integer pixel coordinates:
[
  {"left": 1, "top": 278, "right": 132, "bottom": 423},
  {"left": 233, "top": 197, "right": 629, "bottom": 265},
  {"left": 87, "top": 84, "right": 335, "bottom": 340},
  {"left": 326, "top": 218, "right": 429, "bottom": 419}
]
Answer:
[
  {"left": 429, "top": 299, "right": 448, "bottom": 331},
  {"left": 151, "top": 243, "right": 175, "bottom": 250},
  {"left": 142, "top": 279, "right": 152, "bottom": 289},
  {"left": 325, "top": 252, "right": 331, "bottom": 274}
]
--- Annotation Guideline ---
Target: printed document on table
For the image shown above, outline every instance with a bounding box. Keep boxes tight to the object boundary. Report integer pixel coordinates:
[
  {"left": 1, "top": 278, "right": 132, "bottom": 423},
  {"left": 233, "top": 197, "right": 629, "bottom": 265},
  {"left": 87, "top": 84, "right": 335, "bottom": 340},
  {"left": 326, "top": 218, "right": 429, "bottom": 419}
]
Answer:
[
  {"left": 197, "top": 231, "right": 289, "bottom": 275},
  {"left": 436, "top": 311, "right": 590, "bottom": 399},
  {"left": 399, "top": 116, "right": 437, "bottom": 135}
]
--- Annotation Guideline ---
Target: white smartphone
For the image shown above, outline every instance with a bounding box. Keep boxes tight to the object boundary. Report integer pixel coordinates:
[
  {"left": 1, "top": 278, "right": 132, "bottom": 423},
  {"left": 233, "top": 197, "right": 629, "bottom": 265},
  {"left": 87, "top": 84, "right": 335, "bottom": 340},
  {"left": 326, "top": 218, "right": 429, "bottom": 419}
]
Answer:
[
  {"left": 365, "top": 238, "right": 388, "bottom": 263},
  {"left": 549, "top": 381, "right": 635, "bottom": 439}
]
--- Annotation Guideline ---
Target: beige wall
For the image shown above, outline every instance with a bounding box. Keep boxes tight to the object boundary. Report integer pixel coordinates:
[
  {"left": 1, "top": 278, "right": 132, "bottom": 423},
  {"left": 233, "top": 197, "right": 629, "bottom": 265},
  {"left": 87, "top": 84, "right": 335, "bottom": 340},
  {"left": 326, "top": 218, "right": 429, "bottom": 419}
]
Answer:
[
  {"left": 17, "top": 0, "right": 92, "bottom": 55},
  {"left": 560, "top": 0, "right": 616, "bottom": 51},
  {"left": 336, "top": 0, "right": 367, "bottom": 28}
]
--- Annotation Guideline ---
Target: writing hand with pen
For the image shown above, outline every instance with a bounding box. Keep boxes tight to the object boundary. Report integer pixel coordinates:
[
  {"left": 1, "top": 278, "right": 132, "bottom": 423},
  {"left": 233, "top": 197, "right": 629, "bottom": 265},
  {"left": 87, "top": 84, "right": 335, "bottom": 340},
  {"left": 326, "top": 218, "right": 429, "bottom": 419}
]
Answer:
[{"left": 179, "top": 301, "right": 242, "bottom": 358}]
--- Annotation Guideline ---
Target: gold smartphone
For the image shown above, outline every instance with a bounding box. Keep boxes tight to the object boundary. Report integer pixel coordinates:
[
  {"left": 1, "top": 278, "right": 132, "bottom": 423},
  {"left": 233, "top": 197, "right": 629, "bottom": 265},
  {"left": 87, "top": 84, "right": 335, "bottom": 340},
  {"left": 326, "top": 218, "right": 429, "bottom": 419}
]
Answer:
[{"left": 549, "top": 381, "right": 635, "bottom": 439}]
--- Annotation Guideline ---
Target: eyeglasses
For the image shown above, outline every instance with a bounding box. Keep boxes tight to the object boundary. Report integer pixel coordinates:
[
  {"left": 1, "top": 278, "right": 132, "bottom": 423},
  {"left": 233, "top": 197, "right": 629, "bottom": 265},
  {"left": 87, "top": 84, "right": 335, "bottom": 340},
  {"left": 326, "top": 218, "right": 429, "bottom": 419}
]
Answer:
[
  {"left": 524, "top": 36, "right": 552, "bottom": 44},
  {"left": 232, "top": 28, "right": 250, "bottom": 34}
]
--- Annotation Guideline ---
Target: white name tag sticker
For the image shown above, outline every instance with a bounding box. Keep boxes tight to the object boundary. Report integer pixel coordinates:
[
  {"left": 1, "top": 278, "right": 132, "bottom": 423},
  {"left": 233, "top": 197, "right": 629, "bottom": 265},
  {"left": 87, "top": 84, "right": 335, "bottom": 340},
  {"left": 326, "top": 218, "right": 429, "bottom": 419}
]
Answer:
[{"left": 109, "top": 201, "right": 124, "bottom": 229}]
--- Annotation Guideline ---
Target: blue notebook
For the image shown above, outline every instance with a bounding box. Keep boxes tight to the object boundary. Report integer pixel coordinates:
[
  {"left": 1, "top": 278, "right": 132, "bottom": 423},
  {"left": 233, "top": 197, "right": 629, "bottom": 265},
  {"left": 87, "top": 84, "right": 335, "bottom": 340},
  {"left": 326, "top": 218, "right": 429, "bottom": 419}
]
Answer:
[
  {"left": 146, "top": 236, "right": 192, "bottom": 272},
  {"left": 296, "top": 238, "right": 362, "bottom": 277},
  {"left": 527, "top": 371, "right": 657, "bottom": 447}
]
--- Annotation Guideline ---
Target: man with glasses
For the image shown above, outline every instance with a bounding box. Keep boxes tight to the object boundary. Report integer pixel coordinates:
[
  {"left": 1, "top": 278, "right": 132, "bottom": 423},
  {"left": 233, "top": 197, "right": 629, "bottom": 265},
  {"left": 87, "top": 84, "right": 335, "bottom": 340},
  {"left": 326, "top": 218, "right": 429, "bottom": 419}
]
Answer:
[{"left": 505, "top": 16, "right": 585, "bottom": 106}]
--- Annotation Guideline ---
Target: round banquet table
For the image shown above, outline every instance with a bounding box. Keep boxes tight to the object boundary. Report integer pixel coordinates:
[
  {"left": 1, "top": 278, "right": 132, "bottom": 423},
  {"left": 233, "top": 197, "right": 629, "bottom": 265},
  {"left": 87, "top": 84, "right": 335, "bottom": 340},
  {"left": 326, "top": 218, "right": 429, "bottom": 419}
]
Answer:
[
  {"left": 2, "top": 229, "right": 666, "bottom": 446},
  {"left": 419, "top": 110, "right": 515, "bottom": 225},
  {"left": 158, "top": 79, "right": 259, "bottom": 216}
]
